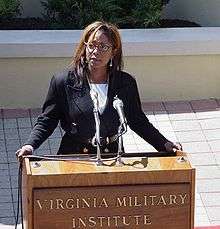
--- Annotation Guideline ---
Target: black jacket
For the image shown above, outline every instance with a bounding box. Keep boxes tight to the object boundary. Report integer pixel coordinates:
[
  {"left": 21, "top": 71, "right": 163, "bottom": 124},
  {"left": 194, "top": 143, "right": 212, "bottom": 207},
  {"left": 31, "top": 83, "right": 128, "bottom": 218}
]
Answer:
[{"left": 26, "top": 70, "right": 169, "bottom": 153}]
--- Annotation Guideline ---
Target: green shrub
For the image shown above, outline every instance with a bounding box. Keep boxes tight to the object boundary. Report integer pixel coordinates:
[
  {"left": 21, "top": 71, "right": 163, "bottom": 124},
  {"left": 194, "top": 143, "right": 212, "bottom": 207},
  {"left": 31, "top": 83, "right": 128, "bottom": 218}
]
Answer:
[
  {"left": 41, "top": 0, "right": 122, "bottom": 29},
  {"left": 0, "top": 0, "right": 21, "bottom": 21},
  {"left": 41, "top": 0, "right": 164, "bottom": 29},
  {"left": 131, "top": 0, "right": 162, "bottom": 28},
  {"left": 114, "top": 0, "right": 163, "bottom": 28}
]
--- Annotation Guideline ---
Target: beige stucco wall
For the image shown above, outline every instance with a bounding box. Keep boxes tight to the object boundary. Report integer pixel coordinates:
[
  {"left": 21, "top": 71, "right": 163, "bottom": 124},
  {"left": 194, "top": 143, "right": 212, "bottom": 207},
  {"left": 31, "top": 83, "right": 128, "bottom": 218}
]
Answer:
[
  {"left": 126, "top": 55, "right": 220, "bottom": 101},
  {"left": 0, "top": 55, "right": 219, "bottom": 108},
  {"left": 163, "top": 0, "right": 220, "bottom": 27},
  {"left": 0, "top": 58, "right": 69, "bottom": 108}
]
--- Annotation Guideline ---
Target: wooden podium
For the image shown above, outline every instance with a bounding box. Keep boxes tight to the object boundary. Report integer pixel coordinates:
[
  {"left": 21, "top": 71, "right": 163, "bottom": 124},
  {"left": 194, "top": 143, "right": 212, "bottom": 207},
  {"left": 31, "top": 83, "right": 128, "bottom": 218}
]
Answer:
[{"left": 22, "top": 151, "right": 195, "bottom": 229}]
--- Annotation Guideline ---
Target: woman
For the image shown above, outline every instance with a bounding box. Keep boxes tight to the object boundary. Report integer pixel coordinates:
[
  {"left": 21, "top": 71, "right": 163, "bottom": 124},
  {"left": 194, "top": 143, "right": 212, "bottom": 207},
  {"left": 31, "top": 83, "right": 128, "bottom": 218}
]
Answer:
[{"left": 16, "top": 21, "right": 181, "bottom": 160}]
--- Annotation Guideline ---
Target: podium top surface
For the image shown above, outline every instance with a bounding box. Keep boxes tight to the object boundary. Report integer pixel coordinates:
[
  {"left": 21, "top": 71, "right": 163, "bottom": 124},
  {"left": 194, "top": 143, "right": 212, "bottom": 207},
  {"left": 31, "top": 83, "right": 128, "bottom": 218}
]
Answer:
[{"left": 26, "top": 155, "right": 193, "bottom": 176}]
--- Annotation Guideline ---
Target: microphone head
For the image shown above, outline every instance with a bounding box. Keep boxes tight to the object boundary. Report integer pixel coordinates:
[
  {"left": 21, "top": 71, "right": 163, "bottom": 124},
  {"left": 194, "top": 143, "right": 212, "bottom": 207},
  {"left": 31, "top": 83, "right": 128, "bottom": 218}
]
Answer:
[{"left": 113, "top": 97, "right": 123, "bottom": 110}]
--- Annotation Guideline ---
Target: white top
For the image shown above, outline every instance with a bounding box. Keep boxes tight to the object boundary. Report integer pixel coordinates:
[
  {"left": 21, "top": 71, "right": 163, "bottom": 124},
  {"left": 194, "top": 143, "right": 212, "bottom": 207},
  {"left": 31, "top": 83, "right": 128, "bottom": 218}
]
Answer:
[{"left": 90, "top": 83, "right": 108, "bottom": 114}]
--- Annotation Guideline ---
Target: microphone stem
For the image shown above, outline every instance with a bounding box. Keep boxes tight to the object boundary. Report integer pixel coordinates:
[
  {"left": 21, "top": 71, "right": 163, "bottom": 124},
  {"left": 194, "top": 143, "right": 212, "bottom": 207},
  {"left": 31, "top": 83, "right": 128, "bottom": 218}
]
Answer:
[
  {"left": 93, "top": 108, "right": 102, "bottom": 165},
  {"left": 116, "top": 124, "right": 124, "bottom": 166}
]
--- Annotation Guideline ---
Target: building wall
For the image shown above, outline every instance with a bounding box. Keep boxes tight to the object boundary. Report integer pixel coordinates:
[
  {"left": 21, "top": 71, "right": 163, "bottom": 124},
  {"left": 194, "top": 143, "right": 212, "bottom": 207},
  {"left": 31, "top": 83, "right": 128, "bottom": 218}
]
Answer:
[
  {"left": 126, "top": 55, "right": 220, "bottom": 101},
  {"left": 1, "top": 28, "right": 220, "bottom": 108},
  {"left": 163, "top": 0, "right": 220, "bottom": 27},
  {"left": 0, "top": 55, "right": 219, "bottom": 108}
]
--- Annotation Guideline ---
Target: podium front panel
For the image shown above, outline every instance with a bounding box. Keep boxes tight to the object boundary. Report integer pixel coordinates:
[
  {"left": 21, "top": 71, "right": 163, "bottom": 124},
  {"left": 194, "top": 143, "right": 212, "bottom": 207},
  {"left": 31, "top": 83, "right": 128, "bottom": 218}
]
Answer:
[{"left": 33, "top": 183, "right": 191, "bottom": 229}]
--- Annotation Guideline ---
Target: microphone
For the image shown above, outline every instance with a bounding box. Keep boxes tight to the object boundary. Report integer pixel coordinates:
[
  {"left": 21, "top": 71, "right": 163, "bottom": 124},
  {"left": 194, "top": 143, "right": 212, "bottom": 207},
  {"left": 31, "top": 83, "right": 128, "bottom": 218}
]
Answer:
[
  {"left": 113, "top": 97, "right": 127, "bottom": 130},
  {"left": 90, "top": 89, "right": 102, "bottom": 163}
]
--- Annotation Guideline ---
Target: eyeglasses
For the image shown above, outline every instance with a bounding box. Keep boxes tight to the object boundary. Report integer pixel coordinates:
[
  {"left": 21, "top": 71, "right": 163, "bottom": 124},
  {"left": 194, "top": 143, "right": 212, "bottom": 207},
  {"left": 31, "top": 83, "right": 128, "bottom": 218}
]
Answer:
[{"left": 85, "top": 42, "right": 112, "bottom": 53}]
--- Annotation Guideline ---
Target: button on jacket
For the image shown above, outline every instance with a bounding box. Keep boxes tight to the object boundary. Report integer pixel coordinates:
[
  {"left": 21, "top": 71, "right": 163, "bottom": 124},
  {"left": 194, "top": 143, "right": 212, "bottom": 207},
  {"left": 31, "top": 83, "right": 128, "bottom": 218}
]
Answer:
[{"left": 26, "top": 69, "right": 169, "bottom": 154}]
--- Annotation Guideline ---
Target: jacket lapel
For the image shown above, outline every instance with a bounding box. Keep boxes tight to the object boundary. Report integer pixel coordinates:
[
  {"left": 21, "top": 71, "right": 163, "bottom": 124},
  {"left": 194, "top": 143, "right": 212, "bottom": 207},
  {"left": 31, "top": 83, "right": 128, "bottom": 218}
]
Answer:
[
  {"left": 65, "top": 72, "right": 94, "bottom": 119},
  {"left": 107, "top": 71, "right": 123, "bottom": 103}
]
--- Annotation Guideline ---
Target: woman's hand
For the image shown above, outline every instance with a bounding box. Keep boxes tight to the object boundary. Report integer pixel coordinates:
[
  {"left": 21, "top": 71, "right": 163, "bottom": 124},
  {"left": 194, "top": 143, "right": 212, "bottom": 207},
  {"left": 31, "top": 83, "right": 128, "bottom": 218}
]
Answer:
[
  {"left": 164, "top": 141, "right": 182, "bottom": 153},
  {"left": 15, "top": 145, "right": 33, "bottom": 162}
]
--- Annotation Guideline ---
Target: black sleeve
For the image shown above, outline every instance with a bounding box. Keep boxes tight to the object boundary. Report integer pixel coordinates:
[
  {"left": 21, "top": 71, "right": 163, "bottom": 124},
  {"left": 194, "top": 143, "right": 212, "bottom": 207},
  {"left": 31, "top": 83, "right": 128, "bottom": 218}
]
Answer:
[
  {"left": 125, "top": 79, "right": 169, "bottom": 152},
  {"left": 25, "top": 75, "right": 60, "bottom": 150}
]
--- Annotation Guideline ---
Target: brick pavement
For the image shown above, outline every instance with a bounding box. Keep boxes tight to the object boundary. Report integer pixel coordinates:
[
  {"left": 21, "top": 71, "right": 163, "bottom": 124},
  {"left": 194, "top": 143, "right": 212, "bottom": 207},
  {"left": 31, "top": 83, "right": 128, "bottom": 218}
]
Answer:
[{"left": 0, "top": 99, "right": 220, "bottom": 228}]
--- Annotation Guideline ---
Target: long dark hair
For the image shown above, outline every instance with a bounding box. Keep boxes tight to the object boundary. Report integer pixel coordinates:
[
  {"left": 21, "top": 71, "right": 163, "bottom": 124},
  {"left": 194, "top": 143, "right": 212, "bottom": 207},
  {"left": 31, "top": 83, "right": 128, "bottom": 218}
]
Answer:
[{"left": 69, "top": 21, "right": 123, "bottom": 81}]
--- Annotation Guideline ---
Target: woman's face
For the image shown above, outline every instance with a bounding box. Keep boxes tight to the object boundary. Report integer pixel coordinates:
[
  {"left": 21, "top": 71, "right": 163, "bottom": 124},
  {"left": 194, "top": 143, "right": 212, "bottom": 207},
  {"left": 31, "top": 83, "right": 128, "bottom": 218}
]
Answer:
[{"left": 85, "top": 30, "right": 113, "bottom": 70}]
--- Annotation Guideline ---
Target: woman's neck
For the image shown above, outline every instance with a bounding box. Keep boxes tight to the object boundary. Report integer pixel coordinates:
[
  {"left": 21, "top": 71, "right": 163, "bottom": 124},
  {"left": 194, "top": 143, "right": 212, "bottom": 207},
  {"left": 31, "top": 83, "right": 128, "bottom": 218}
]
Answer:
[{"left": 89, "top": 68, "right": 108, "bottom": 83}]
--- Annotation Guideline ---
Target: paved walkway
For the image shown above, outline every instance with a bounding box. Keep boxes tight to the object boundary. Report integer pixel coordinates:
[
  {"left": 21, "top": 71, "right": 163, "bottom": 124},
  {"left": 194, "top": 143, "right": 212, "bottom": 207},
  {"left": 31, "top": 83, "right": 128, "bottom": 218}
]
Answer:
[{"left": 0, "top": 98, "right": 220, "bottom": 228}]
